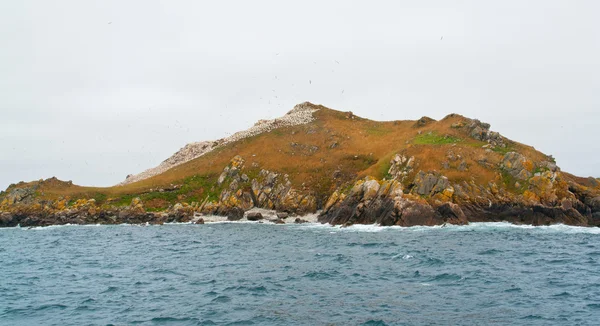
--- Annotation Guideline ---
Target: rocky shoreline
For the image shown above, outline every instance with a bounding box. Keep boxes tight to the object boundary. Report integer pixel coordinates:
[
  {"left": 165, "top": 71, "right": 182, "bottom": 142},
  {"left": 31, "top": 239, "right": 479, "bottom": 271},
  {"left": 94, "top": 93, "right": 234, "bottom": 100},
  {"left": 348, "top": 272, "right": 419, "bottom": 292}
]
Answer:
[{"left": 2, "top": 152, "right": 599, "bottom": 228}]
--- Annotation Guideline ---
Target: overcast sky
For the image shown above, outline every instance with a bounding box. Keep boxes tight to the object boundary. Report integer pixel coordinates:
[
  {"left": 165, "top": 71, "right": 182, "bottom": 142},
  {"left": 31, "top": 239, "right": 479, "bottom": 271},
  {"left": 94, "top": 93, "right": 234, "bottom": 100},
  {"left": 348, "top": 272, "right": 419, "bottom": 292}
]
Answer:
[{"left": 1, "top": 0, "right": 599, "bottom": 190}]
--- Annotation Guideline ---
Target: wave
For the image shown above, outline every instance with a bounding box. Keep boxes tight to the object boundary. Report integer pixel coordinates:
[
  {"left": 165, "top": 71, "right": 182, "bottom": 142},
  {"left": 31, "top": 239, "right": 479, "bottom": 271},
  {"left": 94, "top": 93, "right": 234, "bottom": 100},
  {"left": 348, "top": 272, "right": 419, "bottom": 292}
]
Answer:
[
  {"left": 294, "top": 222, "right": 600, "bottom": 234},
  {"left": 4, "top": 220, "right": 600, "bottom": 234}
]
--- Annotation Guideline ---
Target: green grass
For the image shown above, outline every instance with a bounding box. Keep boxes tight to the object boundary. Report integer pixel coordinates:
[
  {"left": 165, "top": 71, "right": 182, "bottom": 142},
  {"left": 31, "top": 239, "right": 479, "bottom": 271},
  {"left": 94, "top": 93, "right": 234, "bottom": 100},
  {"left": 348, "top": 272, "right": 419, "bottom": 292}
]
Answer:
[
  {"left": 413, "top": 132, "right": 461, "bottom": 145},
  {"left": 92, "top": 192, "right": 108, "bottom": 205},
  {"left": 376, "top": 153, "right": 395, "bottom": 180},
  {"left": 107, "top": 173, "right": 223, "bottom": 211},
  {"left": 111, "top": 194, "right": 136, "bottom": 207},
  {"left": 492, "top": 146, "right": 513, "bottom": 155}
]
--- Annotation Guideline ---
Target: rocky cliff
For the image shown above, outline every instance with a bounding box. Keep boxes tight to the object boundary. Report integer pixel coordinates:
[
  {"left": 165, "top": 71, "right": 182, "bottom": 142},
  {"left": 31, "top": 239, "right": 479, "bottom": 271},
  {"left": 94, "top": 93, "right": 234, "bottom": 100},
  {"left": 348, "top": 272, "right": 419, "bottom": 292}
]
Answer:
[{"left": 1, "top": 102, "right": 599, "bottom": 227}]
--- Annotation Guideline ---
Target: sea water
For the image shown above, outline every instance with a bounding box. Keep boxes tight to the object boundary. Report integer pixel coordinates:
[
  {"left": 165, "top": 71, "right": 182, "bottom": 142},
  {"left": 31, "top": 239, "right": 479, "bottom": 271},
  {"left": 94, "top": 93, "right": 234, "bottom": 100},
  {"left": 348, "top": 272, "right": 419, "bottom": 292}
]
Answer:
[{"left": 1, "top": 222, "right": 600, "bottom": 325}]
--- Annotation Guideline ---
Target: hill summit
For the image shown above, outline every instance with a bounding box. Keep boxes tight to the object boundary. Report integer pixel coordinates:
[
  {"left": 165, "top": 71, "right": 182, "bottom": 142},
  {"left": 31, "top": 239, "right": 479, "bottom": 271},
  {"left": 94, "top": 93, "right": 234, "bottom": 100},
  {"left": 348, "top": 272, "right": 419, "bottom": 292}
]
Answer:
[{"left": 1, "top": 102, "right": 599, "bottom": 227}]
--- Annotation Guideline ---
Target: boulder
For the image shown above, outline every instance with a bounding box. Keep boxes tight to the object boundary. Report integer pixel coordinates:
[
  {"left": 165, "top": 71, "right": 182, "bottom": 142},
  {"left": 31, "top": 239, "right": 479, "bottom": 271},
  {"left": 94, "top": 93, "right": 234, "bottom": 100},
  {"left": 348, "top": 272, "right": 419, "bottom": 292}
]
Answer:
[
  {"left": 246, "top": 212, "right": 263, "bottom": 221},
  {"left": 227, "top": 207, "right": 244, "bottom": 221}
]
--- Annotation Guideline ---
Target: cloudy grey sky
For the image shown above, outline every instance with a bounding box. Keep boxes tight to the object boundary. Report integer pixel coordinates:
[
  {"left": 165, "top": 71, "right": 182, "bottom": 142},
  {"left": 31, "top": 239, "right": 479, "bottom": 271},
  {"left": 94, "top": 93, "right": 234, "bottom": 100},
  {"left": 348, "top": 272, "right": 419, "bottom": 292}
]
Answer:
[{"left": 1, "top": 0, "right": 598, "bottom": 190}]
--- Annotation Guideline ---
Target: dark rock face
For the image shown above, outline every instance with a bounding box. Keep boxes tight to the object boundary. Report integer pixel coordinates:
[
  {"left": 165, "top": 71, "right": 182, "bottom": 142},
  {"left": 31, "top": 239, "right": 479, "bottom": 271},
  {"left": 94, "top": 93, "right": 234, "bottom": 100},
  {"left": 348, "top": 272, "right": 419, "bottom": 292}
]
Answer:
[
  {"left": 246, "top": 212, "right": 263, "bottom": 221},
  {"left": 319, "top": 177, "right": 468, "bottom": 227},
  {"left": 226, "top": 207, "right": 244, "bottom": 221},
  {"left": 320, "top": 171, "right": 600, "bottom": 228}
]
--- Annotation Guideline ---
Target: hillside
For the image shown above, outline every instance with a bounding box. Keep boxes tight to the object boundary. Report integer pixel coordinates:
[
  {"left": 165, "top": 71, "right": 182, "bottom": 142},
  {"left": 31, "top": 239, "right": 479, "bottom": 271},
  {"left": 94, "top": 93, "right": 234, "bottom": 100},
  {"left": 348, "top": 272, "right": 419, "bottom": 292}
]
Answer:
[{"left": 1, "top": 102, "right": 599, "bottom": 227}]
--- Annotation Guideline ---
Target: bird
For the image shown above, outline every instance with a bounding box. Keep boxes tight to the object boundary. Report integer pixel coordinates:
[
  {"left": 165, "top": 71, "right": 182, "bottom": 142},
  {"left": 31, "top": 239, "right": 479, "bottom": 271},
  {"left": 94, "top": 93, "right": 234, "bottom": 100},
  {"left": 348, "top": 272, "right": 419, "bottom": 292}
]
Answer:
[
  {"left": 309, "top": 80, "right": 312, "bottom": 84},
  {"left": 335, "top": 60, "right": 340, "bottom": 64},
  {"left": 108, "top": 21, "right": 112, "bottom": 25},
  {"left": 440, "top": 36, "right": 443, "bottom": 40}
]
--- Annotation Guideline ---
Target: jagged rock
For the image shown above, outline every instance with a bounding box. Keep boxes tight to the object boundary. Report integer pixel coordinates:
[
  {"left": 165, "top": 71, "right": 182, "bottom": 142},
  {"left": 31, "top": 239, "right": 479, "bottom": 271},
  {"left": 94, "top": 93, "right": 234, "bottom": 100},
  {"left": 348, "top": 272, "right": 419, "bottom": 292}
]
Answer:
[
  {"left": 276, "top": 212, "right": 289, "bottom": 219},
  {"left": 437, "top": 203, "right": 467, "bottom": 224},
  {"left": 501, "top": 152, "right": 533, "bottom": 180},
  {"left": 362, "top": 179, "right": 380, "bottom": 201},
  {"left": 388, "top": 154, "right": 415, "bottom": 182},
  {"left": 413, "top": 172, "right": 440, "bottom": 196}
]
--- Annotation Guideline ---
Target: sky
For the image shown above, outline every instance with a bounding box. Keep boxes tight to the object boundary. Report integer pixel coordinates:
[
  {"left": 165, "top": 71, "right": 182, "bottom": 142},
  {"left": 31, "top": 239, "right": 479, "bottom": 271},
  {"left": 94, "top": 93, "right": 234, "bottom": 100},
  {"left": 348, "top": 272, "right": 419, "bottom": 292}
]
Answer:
[{"left": 1, "top": 0, "right": 599, "bottom": 190}]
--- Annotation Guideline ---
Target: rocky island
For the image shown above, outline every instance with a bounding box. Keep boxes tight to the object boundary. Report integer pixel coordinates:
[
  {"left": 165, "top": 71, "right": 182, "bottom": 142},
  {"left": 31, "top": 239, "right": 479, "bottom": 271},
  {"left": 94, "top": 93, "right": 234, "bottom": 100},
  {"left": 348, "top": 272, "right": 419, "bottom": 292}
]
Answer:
[{"left": 1, "top": 102, "right": 599, "bottom": 228}]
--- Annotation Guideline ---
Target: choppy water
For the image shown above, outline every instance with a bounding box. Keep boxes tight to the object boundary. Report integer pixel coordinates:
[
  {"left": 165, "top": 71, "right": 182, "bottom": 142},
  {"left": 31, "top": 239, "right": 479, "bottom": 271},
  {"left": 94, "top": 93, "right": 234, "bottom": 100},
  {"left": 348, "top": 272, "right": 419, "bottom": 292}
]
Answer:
[{"left": 2, "top": 222, "right": 600, "bottom": 325}]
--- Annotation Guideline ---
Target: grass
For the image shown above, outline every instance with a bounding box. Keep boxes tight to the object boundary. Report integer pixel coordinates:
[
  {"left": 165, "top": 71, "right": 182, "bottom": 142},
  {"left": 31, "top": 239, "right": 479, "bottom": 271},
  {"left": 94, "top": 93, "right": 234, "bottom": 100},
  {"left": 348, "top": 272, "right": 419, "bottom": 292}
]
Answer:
[
  {"left": 413, "top": 132, "right": 461, "bottom": 145},
  {"left": 492, "top": 146, "right": 513, "bottom": 155},
  {"left": 364, "top": 124, "right": 392, "bottom": 136},
  {"left": 15, "top": 103, "right": 556, "bottom": 207}
]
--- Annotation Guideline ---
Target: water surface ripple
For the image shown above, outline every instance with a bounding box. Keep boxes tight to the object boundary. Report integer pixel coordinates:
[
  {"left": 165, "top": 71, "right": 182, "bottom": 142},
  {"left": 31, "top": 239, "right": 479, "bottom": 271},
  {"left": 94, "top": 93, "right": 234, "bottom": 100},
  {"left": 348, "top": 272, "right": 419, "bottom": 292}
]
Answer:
[{"left": 1, "top": 222, "right": 600, "bottom": 325}]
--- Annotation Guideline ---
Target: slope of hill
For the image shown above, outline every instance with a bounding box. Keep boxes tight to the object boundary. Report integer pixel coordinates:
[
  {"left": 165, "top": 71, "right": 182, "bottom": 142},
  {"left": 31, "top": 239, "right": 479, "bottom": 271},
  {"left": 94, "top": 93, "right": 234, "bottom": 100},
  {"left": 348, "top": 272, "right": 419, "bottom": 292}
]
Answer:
[{"left": 1, "top": 102, "right": 599, "bottom": 227}]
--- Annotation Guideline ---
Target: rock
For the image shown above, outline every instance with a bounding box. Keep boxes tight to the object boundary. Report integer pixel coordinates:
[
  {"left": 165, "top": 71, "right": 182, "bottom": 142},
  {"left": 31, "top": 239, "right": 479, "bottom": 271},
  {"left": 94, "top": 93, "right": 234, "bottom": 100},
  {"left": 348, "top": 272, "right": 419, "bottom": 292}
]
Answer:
[
  {"left": 294, "top": 218, "right": 308, "bottom": 224},
  {"left": 362, "top": 179, "right": 380, "bottom": 201},
  {"left": 276, "top": 212, "right": 289, "bottom": 219},
  {"left": 0, "top": 212, "right": 13, "bottom": 226},
  {"left": 195, "top": 218, "right": 205, "bottom": 224},
  {"left": 414, "top": 116, "right": 435, "bottom": 127},
  {"left": 274, "top": 219, "right": 285, "bottom": 224},
  {"left": 227, "top": 207, "right": 244, "bottom": 221},
  {"left": 130, "top": 198, "right": 145, "bottom": 215},
  {"left": 501, "top": 152, "right": 534, "bottom": 180},
  {"left": 413, "top": 172, "right": 440, "bottom": 196},
  {"left": 436, "top": 203, "right": 467, "bottom": 224},
  {"left": 246, "top": 212, "right": 263, "bottom": 221}
]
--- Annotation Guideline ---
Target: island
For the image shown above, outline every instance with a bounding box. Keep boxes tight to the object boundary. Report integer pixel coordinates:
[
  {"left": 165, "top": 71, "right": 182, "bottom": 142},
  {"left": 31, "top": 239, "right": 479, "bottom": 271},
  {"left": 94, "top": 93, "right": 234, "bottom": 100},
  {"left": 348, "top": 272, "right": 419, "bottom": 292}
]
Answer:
[{"left": 1, "top": 102, "right": 599, "bottom": 227}]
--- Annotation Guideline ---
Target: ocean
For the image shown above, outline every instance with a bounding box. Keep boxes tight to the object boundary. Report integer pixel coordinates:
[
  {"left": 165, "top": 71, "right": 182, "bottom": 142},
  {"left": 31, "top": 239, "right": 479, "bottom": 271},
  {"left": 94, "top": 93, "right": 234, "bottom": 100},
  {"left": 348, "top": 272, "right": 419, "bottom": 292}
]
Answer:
[{"left": 1, "top": 222, "right": 600, "bottom": 325}]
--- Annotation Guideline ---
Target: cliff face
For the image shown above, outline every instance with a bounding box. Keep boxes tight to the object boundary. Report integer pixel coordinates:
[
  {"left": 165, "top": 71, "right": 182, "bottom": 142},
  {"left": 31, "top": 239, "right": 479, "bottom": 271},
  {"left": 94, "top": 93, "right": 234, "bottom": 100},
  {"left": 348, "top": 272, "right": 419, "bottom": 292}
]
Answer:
[{"left": 1, "top": 102, "right": 599, "bottom": 227}]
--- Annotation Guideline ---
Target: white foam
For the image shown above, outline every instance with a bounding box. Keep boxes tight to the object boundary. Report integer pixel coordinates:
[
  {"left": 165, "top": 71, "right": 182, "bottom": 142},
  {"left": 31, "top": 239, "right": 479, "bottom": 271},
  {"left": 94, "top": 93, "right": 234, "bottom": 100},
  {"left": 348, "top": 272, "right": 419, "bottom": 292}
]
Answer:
[{"left": 3, "top": 221, "right": 599, "bottom": 234}]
